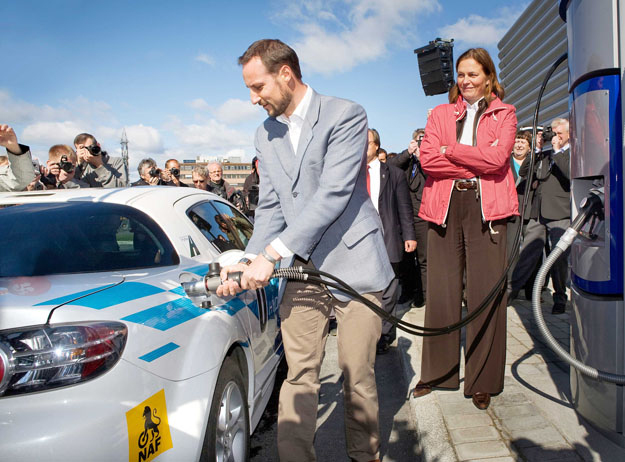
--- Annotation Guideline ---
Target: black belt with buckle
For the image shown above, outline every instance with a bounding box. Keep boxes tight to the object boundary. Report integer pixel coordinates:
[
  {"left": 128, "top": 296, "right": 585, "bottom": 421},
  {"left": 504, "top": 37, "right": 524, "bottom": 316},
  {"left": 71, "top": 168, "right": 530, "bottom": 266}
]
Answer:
[{"left": 454, "top": 180, "right": 478, "bottom": 191}]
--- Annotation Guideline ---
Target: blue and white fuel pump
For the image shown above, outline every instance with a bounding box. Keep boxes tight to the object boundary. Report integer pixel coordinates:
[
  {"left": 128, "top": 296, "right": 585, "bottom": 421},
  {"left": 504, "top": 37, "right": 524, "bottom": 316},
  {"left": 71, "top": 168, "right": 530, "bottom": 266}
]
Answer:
[{"left": 543, "top": 0, "right": 625, "bottom": 446}]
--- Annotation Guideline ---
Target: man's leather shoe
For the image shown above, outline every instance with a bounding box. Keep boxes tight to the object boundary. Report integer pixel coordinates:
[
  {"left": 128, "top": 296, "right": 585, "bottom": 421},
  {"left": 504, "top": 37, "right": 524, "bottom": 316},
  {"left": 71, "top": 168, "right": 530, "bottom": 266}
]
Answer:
[
  {"left": 410, "top": 296, "right": 425, "bottom": 308},
  {"left": 472, "top": 392, "right": 491, "bottom": 410},
  {"left": 411, "top": 381, "right": 432, "bottom": 398},
  {"left": 552, "top": 303, "right": 566, "bottom": 315}
]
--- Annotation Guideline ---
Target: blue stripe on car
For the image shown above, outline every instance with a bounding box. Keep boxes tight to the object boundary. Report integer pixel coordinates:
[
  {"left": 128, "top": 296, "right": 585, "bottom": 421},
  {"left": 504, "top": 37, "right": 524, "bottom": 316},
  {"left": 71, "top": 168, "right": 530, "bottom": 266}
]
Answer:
[
  {"left": 185, "top": 264, "right": 210, "bottom": 276},
  {"left": 139, "top": 342, "right": 180, "bottom": 362},
  {"left": 122, "top": 296, "right": 247, "bottom": 330},
  {"left": 34, "top": 282, "right": 165, "bottom": 309},
  {"left": 169, "top": 286, "right": 186, "bottom": 296}
]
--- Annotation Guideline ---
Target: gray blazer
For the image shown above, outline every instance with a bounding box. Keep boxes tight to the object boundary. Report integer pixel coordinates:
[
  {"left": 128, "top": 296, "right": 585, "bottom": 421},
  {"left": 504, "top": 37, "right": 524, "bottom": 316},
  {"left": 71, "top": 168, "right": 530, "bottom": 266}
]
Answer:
[{"left": 247, "top": 90, "right": 393, "bottom": 300}]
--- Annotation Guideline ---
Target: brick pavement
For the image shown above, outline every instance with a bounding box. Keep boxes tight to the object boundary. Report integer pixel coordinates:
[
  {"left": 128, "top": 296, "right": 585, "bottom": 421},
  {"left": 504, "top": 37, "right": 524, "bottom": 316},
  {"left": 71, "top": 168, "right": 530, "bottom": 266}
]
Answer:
[{"left": 397, "top": 293, "right": 625, "bottom": 461}]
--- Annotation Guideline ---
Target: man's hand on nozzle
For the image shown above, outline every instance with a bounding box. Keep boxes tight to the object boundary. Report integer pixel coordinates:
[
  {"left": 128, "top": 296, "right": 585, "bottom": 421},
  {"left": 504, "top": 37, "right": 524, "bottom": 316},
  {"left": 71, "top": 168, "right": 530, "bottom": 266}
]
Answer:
[
  {"left": 217, "top": 263, "right": 249, "bottom": 297},
  {"left": 0, "top": 125, "right": 22, "bottom": 155}
]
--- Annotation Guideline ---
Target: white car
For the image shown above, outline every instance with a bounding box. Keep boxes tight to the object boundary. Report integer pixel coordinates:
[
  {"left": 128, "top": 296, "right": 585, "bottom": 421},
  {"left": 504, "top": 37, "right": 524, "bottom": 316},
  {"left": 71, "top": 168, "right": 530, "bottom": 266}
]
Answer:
[{"left": 0, "top": 187, "right": 283, "bottom": 462}]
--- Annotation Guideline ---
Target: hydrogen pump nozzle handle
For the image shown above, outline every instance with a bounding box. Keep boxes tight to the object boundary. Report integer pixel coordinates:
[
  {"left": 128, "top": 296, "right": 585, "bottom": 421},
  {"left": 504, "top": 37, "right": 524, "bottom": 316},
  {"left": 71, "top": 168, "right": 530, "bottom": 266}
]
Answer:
[{"left": 181, "top": 262, "right": 244, "bottom": 297}]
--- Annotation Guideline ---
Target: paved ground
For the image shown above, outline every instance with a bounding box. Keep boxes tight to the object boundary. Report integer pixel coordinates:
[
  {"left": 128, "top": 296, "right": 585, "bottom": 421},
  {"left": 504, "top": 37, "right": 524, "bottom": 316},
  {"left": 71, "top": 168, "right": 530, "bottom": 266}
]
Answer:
[
  {"left": 398, "top": 292, "right": 625, "bottom": 461},
  {"left": 250, "top": 289, "right": 625, "bottom": 461},
  {"left": 250, "top": 331, "right": 420, "bottom": 461}
]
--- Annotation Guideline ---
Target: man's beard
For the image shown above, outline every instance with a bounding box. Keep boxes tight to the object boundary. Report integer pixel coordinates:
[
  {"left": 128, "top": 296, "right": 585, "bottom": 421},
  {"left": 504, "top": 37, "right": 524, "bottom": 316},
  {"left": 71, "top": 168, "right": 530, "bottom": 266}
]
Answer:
[{"left": 264, "top": 86, "right": 292, "bottom": 117}]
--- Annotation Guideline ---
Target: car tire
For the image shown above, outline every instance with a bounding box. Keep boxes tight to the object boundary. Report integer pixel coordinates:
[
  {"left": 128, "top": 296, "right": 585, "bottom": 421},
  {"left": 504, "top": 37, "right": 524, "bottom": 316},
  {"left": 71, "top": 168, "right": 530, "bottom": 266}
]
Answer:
[{"left": 200, "top": 355, "right": 250, "bottom": 462}]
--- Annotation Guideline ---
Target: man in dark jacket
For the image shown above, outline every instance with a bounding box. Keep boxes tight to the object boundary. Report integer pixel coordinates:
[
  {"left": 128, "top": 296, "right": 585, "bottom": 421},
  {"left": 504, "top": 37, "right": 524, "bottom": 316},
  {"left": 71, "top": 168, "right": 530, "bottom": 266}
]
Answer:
[
  {"left": 207, "top": 162, "right": 236, "bottom": 199},
  {"left": 367, "top": 129, "right": 416, "bottom": 353},
  {"left": 510, "top": 119, "right": 571, "bottom": 314},
  {"left": 388, "top": 128, "right": 428, "bottom": 307}
]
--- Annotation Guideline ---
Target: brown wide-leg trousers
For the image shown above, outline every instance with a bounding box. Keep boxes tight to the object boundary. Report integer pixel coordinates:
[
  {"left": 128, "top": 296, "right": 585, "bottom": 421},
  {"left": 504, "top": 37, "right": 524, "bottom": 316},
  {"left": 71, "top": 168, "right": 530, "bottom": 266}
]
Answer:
[
  {"left": 277, "top": 260, "right": 383, "bottom": 462},
  {"left": 420, "top": 189, "right": 508, "bottom": 396}
]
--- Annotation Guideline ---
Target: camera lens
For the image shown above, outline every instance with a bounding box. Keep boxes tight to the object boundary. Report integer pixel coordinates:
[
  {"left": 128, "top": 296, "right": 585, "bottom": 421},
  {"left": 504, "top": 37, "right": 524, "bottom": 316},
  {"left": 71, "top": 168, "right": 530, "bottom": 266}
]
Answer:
[
  {"left": 149, "top": 168, "right": 161, "bottom": 177},
  {"left": 59, "top": 155, "right": 75, "bottom": 173},
  {"left": 86, "top": 145, "right": 101, "bottom": 155},
  {"left": 171, "top": 168, "right": 180, "bottom": 177}
]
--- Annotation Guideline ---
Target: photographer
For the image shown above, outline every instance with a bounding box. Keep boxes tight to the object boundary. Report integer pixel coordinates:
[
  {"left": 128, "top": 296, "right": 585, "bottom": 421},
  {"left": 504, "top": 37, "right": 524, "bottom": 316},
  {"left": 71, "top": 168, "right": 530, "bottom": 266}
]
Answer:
[
  {"left": 44, "top": 145, "right": 89, "bottom": 189},
  {"left": 161, "top": 159, "right": 188, "bottom": 187},
  {"left": 0, "top": 124, "right": 36, "bottom": 192},
  {"left": 131, "top": 158, "right": 173, "bottom": 186},
  {"left": 73, "top": 133, "right": 127, "bottom": 188},
  {"left": 509, "top": 118, "right": 571, "bottom": 314}
]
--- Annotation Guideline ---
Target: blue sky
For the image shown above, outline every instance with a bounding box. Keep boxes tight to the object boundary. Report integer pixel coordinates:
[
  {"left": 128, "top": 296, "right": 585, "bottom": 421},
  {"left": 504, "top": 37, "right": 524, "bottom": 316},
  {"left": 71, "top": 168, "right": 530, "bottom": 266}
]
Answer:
[{"left": 3, "top": 0, "right": 527, "bottom": 179}]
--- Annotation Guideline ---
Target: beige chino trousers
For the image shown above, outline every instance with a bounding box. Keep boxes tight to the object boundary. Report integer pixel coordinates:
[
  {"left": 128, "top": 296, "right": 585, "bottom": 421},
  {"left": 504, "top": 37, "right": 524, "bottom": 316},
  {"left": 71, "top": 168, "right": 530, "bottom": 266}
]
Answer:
[{"left": 277, "top": 261, "right": 383, "bottom": 462}]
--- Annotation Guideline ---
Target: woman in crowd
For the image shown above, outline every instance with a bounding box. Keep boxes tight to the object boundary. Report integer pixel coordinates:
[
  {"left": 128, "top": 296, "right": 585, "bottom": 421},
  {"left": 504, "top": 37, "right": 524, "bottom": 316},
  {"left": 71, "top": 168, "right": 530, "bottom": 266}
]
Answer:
[{"left": 411, "top": 48, "right": 518, "bottom": 410}]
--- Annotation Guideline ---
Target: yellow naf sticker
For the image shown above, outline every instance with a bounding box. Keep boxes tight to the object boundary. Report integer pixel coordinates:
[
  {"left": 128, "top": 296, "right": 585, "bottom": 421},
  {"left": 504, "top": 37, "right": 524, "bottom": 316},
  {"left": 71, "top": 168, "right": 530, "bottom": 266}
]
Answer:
[{"left": 126, "top": 389, "right": 173, "bottom": 462}]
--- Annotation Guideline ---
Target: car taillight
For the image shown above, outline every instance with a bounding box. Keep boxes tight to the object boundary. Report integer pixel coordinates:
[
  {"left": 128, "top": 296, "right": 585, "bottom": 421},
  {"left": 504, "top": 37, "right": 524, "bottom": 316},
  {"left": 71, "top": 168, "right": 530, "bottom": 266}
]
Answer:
[{"left": 0, "top": 322, "right": 127, "bottom": 397}]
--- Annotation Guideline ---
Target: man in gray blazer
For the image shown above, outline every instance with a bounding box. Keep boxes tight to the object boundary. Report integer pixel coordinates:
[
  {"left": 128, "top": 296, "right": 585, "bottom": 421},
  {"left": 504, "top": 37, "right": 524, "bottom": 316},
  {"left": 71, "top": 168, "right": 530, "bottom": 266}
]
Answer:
[
  {"left": 0, "top": 124, "right": 36, "bottom": 192},
  {"left": 218, "top": 39, "right": 393, "bottom": 462}
]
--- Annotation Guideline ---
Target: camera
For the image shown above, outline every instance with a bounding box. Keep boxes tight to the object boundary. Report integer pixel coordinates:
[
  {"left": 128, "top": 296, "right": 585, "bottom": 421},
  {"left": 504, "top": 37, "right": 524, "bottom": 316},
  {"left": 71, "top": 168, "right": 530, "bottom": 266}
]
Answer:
[
  {"left": 85, "top": 144, "right": 101, "bottom": 156},
  {"left": 149, "top": 168, "right": 161, "bottom": 178},
  {"left": 541, "top": 126, "right": 556, "bottom": 143},
  {"left": 59, "top": 155, "right": 74, "bottom": 173},
  {"left": 170, "top": 167, "right": 180, "bottom": 177}
]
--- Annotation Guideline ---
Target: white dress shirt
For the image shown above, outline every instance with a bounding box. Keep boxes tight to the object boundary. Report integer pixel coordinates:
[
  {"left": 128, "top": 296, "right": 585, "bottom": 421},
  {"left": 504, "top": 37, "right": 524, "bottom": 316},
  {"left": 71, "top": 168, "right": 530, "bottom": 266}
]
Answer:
[
  {"left": 276, "top": 85, "right": 313, "bottom": 155},
  {"left": 456, "top": 97, "right": 483, "bottom": 182},
  {"left": 368, "top": 158, "right": 381, "bottom": 213},
  {"left": 268, "top": 85, "right": 314, "bottom": 259},
  {"left": 459, "top": 97, "right": 483, "bottom": 146}
]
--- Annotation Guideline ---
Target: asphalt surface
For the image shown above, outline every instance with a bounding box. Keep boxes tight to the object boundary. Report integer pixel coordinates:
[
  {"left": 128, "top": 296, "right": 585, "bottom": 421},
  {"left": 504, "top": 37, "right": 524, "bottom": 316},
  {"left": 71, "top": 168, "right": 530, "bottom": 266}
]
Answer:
[{"left": 250, "top": 328, "right": 420, "bottom": 461}]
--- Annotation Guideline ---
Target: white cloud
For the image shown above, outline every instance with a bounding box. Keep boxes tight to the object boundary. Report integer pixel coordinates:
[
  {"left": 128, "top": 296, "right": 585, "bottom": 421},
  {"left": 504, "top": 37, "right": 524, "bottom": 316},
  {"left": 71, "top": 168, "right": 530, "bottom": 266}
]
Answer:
[
  {"left": 124, "top": 124, "right": 164, "bottom": 153},
  {"left": 170, "top": 118, "right": 254, "bottom": 152},
  {"left": 214, "top": 99, "right": 262, "bottom": 124},
  {"left": 188, "top": 98, "right": 211, "bottom": 111},
  {"left": 195, "top": 53, "right": 215, "bottom": 66},
  {"left": 276, "top": 0, "right": 441, "bottom": 75},
  {"left": 22, "top": 121, "right": 83, "bottom": 146},
  {"left": 439, "top": 9, "right": 522, "bottom": 47}
]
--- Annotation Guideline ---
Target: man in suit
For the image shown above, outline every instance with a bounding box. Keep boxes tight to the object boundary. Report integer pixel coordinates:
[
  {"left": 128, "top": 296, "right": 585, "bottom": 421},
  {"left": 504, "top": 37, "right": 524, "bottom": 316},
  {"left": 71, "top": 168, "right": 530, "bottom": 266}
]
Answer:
[
  {"left": 218, "top": 39, "right": 393, "bottom": 462},
  {"left": 366, "top": 128, "right": 416, "bottom": 353},
  {"left": 509, "top": 118, "right": 571, "bottom": 314},
  {"left": 388, "top": 128, "right": 428, "bottom": 307}
]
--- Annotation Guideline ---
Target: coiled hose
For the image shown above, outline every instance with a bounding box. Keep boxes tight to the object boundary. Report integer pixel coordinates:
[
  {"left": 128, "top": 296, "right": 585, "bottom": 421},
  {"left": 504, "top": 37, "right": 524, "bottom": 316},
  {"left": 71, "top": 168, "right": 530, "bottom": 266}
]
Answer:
[{"left": 531, "top": 193, "right": 625, "bottom": 384}]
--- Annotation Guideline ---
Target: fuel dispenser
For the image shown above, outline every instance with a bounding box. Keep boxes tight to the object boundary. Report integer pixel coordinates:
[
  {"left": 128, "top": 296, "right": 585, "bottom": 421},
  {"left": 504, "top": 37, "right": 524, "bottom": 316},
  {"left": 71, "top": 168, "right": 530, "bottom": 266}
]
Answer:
[{"left": 560, "top": 0, "right": 625, "bottom": 445}]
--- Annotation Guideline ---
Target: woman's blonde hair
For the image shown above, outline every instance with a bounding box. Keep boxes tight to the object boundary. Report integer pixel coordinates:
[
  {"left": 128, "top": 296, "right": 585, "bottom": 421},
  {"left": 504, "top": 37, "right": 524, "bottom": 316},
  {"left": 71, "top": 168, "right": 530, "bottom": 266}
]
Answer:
[{"left": 448, "top": 48, "right": 504, "bottom": 105}]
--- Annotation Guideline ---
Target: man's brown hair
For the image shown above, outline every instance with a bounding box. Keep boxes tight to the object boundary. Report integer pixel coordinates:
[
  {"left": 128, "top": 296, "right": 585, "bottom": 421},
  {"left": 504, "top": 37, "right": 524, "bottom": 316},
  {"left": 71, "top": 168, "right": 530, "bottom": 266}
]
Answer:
[
  {"left": 73, "top": 133, "right": 96, "bottom": 147},
  {"left": 48, "top": 144, "right": 76, "bottom": 163},
  {"left": 238, "top": 39, "right": 302, "bottom": 80}
]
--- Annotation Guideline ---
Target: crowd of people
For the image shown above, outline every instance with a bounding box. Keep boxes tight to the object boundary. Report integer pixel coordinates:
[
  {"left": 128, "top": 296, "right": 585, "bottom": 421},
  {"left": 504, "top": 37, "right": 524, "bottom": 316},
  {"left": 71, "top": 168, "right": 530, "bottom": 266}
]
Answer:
[
  {"left": 0, "top": 127, "right": 260, "bottom": 217},
  {"left": 1, "top": 37, "right": 574, "bottom": 462}
]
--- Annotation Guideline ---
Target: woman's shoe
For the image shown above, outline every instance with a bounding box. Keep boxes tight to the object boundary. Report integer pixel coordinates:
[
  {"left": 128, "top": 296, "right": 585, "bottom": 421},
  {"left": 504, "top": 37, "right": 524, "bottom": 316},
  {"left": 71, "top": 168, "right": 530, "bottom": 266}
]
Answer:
[
  {"left": 411, "top": 381, "right": 432, "bottom": 398},
  {"left": 472, "top": 392, "right": 491, "bottom": 410}
]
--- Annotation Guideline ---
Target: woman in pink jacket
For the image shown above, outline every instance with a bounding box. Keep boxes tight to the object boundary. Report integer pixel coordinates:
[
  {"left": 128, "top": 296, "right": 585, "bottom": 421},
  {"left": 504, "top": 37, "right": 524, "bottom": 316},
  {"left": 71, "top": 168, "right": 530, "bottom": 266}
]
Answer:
[{"left": 411, "top": 48, "right": 518, "bottom": 410}]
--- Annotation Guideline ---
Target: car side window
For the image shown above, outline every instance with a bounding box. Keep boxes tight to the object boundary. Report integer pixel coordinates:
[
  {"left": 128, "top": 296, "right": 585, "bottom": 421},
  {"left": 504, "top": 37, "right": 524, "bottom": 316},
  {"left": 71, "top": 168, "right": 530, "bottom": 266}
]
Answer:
[
  {"left": 187, "top": 201, "right": 253, "bottom": 253},
  {"left": 211, "top": 201, "right": 253, "bottom": 248}
]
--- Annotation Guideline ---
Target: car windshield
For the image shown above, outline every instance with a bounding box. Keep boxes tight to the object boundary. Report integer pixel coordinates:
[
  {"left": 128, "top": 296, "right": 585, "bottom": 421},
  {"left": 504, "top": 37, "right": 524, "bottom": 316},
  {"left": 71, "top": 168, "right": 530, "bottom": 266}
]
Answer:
[{"left": 0, "top": 202, "right": 179, "bottom": 277}]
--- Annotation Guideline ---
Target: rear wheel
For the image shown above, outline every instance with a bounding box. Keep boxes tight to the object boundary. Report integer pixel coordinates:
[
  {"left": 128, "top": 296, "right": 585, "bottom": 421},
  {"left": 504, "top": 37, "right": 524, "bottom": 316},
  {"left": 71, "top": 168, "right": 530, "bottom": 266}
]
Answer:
[{"left": 201, "top": 356, "right": 250, "bottom": 462}]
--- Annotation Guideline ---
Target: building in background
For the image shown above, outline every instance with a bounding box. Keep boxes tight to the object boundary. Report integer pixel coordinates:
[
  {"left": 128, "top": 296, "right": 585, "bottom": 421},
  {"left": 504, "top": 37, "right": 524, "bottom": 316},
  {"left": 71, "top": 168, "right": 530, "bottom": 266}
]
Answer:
[
  {"left": 179, "top": 156, "right": 252, "bottom": 188},
  {"left": 497, "top": 0, "right": 568, "bottom": 129}
]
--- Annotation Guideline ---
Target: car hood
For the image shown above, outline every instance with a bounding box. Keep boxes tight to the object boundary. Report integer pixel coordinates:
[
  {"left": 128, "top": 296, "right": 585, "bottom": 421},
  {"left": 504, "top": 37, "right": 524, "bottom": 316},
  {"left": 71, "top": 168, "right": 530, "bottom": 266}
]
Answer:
[{"left": 0, "top": 273, "right": 127, "bottom": 329}]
